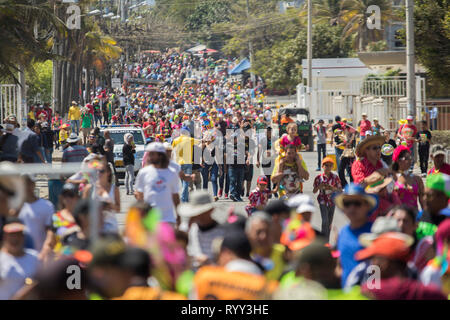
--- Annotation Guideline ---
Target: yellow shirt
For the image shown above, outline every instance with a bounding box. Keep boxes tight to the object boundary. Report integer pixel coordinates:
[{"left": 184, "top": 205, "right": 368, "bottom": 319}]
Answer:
[
  {"left": 68, "top": 106, "right": 81, "bottom": 120},
  {"left": 27, "top": 111, "right": 35, "bottom": 120},
  {"left": 172, "top": 135, "right": 201, "bottom": 165},
  {"left": 59, "top": 129, "right": 69, "bottom": 143}
]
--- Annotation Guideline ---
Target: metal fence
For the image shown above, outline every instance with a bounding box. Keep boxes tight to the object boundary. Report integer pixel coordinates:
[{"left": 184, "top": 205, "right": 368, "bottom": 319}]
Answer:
[
  {"left": 297, "top": 76, "right": 427, "bottom": 130},
  {"left": 419, "top": 105, "right": 450, "bottom": 131},
  {"left": 0, "top": 84, "right": 20, "bottom": 124}
]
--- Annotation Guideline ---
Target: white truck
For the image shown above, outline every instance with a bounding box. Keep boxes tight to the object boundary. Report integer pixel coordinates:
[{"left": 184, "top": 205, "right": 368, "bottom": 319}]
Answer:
[{"left": 100, "top": 125, "right": 146, "bottom": 179}]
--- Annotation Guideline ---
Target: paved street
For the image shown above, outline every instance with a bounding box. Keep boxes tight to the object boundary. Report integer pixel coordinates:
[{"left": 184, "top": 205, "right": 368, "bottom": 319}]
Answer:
[
  {"left": 113, "top": 144, "right": 349, "bottom": 245},
  {"left": 40, "top": 139, "right": 426, "bottom": 246}
]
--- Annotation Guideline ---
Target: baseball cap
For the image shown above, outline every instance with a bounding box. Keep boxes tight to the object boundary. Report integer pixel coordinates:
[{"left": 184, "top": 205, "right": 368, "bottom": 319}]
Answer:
[
  {"left": 3, "top": 217, "right": 26, "bottom": 234},
  {"left": 406, "top": 115, "right": 414, "bottom": 121},
  {"left": 425, "top": 173, "right": 450, "bottom": 197},
  {"left": 61, "top": 183, "right": 78, "bottom": 197},
  {"left": 145, "top": 142, "right": 166, "bottom": 153},
  {"left": 358, "top": 216, "right": 401, "bottom": 247},
  {"left": 296, "top": 202, "right": 317, "bottom": 215},
  {"left": 294, "top": 239, "right": 335, "bottom": 270},
  {"left": 287, "top": 194, "right": 314, "bottom": 209},
  {"left": 257, "top": 175, "right": 268, "bottom": 185},
  {"left": 362, "top": 113, "right": 367, "bottom": 116},
  {"left": 264, "top": 200, "right": 290, "bottom": 216},
  {"left": 355, "top": 232, "right": 414, "bottom": 262},
  {"left": 321, "top": 157, "right": 334, "bottom": 166},
  {"left": 431, "top": 144, "right": 446, "bottom": 157}
]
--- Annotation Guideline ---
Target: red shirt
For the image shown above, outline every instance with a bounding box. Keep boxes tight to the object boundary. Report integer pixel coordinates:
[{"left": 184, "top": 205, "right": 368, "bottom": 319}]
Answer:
[
  {"left": 398, "top": 124, "right": 417, "bottom": 150},
  {"left": 36, "top": 109, "right": 48, "bottom": 121},
  {"left": 351, "top": 157, "right": 384, "bottom": 184},
  {"left": 313, "top": 172, "right": 342, "bottom": 207},
  {"left": 359, "top": 120, "right": 372, "bottom": 136},
  {"left": 143, "top": 121, "right": 157, "bottom": 138},
  {"left": 428, "top": 163, "right": 450, "bottom": 176},
  {"left": 369, "top": 191, "right": 401, "bottom": 222},
  {"left": 86, "top": 104, "right": 94, "bottom": 115},
  {"left": 246, "top": 187, "right": 271, "bottom": 215},
  {"left": 362, "top": 277, "right": 446, "bottom": 300}
]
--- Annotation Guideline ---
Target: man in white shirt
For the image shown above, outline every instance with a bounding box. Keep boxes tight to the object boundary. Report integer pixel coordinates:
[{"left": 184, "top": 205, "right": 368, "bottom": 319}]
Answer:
[
  {"left": 134, "top": 142, "right": 181, "bottom": 225},
  {"left": 0, "top": 218, "right": 40, "bottom": 300},
  {"left": 264, "top": 107, "right": 273, "bottom": 123}
]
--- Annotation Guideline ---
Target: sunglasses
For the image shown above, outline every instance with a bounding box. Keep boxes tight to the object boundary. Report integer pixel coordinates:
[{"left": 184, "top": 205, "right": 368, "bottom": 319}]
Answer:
[{"left": 343, "top": 200, "right": 364, "bottom": 208}]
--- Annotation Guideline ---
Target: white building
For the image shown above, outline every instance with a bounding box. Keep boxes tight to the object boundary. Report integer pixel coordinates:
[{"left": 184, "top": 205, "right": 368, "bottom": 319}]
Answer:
[{"left": 298, "top": 58, "right": 371, "bottom": 121}]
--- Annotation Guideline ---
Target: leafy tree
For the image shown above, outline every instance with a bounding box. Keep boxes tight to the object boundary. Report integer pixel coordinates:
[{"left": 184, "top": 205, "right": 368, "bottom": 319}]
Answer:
[
  {"left": 409, "top": 0, "right": 450, "bottom": 88},
  {"left": 253, "top": 23, "right": 353, "bottom": 92},
  {"left": 26, "top": 60, "right": 53, "bottom": 103},
  {"left": 339, "top": 0, "right": 400, "bottom": 52},
  {"left": 0, "top": 0, "right": 65, "bottom": 82},
  {"left": 366, "top": 40, "right": 387, "bottom": 52},
  {"left": 185, "top": 0, "right": 232, "bottom": 49}
]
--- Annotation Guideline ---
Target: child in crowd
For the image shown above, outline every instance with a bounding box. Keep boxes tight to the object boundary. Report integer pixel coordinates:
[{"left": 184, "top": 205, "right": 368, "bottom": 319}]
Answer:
[
  {"left": 278, "top": 123, "right": 306, "bottom": 157},
  {"left": 246, "top": 176, "right": 271, "bottom": 216},
  {"left": 313, "top": 157, "right": 342, "bottom": 241}
]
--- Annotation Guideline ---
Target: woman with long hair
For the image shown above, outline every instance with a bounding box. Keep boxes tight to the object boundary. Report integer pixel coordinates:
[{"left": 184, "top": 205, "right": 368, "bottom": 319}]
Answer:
[
  {"left": 82, "top": 161, "right": 121, "bottom": 212},
  {"left": 123, "top": 133, "right": 136, "bottom": 196},
  {"left": 391, "top": 145, "right": 425, "bottom": 210}
]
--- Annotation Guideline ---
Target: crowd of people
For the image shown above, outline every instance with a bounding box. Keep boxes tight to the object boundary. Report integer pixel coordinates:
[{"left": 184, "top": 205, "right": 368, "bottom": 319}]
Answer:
[{"left": 0, "top": 49, "right": 449, "bottom": 300}]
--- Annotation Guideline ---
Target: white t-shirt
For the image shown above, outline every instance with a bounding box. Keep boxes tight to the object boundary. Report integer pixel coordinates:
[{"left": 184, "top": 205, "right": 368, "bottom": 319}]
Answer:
[
  {"left": 169, "top": 160, "right": 181, "bottom": 175},
  {"left": 0, "top": 249, "right": 40, "bottom": 300},
  {"left": 134, "top": 165, "right": 180, "bottom": 223},
  {"left": 119, "top": 96, "right": 127, "bottom": 107},
  {"left": 264, "top": 110, "right": 272, "bottom": 122},
  {"left": 18, "top": 199, "right": 55, "bottom": 252}
]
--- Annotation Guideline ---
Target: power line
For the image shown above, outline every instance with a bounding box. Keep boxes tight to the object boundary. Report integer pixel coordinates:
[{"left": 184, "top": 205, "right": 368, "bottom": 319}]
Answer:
[{"left": 111, "top": 14, "right": 298, "bottom": 38}]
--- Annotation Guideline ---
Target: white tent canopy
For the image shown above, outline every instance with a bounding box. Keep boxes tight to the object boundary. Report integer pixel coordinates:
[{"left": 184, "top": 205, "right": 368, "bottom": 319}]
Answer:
[{"left": 187, "top": 44, "right": 206, "bottom": 53}]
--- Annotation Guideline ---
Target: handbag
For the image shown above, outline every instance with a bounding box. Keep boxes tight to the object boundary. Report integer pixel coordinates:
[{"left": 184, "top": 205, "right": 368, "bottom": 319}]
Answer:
[{"left": 341, "top": 147, "right": 355, "bottom": 159}]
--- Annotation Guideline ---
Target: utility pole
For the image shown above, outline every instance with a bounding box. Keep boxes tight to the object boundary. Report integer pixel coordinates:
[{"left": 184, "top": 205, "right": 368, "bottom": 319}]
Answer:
[
  {"left": 246, "top": 0, "right": 256, "bottom": 88},
  {"left": 307, "top": 0, "right": 313, "bottom": 111},
  {"left": 406, "top": 0, "right": 416, "bottom": 118}
]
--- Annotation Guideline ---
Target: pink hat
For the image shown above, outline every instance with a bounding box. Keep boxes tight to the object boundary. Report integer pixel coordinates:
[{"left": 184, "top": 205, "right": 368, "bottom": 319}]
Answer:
[{"left": 392, "top": 145, "right": 410, "bottom": 163}]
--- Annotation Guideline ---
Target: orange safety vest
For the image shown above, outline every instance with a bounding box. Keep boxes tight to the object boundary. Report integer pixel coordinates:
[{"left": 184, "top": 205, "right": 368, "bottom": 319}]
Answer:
[{"left": 194, "top": 265, "right": 278, "bottom": 300}]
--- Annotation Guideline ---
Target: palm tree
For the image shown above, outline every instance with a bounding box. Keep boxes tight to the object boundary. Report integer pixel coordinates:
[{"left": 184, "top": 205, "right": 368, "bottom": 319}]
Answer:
[
  {"left": 339, "top": 0, "right": 400, "bottom": 52},
  {"left": 299, "top": 0, "right": 346, "bottom": 26},
  {"left": 0, "top": 0, "right": 65, "bottom": 82}
]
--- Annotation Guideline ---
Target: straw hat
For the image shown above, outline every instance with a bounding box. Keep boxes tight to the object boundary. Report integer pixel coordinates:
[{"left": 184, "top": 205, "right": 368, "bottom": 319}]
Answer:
[{"left": 355, "top": 135, "right": 385, "bottom": 157}]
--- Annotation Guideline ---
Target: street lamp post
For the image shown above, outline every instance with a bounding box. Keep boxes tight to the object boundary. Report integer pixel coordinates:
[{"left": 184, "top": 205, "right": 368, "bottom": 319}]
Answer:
[
  {"left": 406, "top": 0, "right": 416, "bottom": 118},
  {"left": 307, "top": 0, "right": 313, "bottom": 111},
  {"left": 246, "top": 0, "right": 256, "bottom": 88}
]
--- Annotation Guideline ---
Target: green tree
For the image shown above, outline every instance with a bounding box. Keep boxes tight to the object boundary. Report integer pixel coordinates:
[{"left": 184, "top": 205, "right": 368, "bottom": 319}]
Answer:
[
  {"left": 26, "top": 60, "right": 53, "bottom": 103},
  {"left": 409, "top": 0, "right": 450, "bottom": 88},
  {"left": 185, "top": 0, "right": 232, "bottom": 49},
  {"left": 0, "top": 0, "right": 65, "bottom": 82},
  {"left": 253, "top": 23, "right": 353, "bottom": 92},
  {"left": 339, "top": 0, "right": 400, "bottom": 52},
  {"left": 299, "top": 0, "right": 343, "bottom": 25}
]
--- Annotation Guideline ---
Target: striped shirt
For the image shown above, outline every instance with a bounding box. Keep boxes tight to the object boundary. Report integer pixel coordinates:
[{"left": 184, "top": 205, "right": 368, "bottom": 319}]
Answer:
[{"left": 62, "top": 145, "right": 88, "bottom": 163}]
